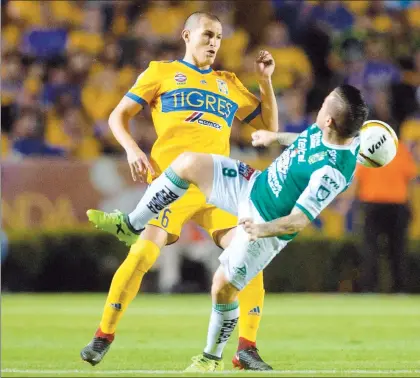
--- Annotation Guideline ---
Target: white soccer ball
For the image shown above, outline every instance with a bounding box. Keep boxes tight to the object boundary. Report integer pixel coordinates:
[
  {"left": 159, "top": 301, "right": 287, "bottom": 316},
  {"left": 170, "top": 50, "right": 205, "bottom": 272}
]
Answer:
[{"left": 357, "top": 120, "right": 399, "bottom": 168}]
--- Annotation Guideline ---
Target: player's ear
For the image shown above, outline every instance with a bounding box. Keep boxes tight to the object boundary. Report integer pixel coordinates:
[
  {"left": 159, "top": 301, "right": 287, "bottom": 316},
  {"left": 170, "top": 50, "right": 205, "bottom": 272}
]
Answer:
[
  {"left": 325, "top": 116, "right": 334, "bottom": 130},
  {"left": 182, "top": 29, "right": 190, "bottom": 43}
]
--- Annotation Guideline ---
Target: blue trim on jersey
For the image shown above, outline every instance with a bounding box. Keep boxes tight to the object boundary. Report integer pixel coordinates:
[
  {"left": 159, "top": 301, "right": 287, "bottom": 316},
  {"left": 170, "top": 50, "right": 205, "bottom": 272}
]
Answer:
[
  {"left": 178, "top": 59, "right": 213, "bottom": 74},
  {"left": 160, "top": 88, "right": 238, "bottom": 127},
  {"left": 243, "top": 103, "right": 261, "bottom": 124},
  {"left": 295, "top": 203, "right": 314, "bottom": 221},
  {"left": 125, "top": 92, "right": 147, "bottom": 106}
]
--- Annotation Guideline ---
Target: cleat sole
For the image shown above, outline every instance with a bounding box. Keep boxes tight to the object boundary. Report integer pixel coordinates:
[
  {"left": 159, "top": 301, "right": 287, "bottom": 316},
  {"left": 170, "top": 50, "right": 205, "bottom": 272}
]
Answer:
[{"left": 232, "top": 360, "right": 244, "bottom": 369}]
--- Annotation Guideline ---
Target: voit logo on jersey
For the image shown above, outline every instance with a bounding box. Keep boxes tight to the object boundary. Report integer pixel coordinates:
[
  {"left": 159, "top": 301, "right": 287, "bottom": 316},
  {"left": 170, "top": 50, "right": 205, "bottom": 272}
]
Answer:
[{"left": 174, "top": 72, "right": 187, "bottom": 84}]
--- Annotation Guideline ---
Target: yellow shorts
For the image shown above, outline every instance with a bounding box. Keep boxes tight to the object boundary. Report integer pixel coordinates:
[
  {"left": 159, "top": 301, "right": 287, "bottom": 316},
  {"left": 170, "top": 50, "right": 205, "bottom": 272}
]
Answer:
[{"left": 148, "top": 184, "right": 237, "bottom": 245}]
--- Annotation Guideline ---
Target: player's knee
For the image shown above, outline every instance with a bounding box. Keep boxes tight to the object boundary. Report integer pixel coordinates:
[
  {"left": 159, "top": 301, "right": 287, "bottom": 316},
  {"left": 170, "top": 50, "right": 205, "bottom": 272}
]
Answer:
[
  {"left": 212, "top": 281, "right": 238, "bottom": 303},
  {"left": 173, "top": 152, "right": 197, "bottom": 177},
  {"left": 211, "top": 267, "right": 238, "bottom": 302},
  {"left": 129, "top": 239, "right": 161, "bottom": 273}
]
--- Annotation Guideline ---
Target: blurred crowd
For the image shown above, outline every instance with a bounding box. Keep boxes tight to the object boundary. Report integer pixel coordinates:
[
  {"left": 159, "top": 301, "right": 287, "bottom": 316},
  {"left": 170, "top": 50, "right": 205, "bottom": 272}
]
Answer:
[{"left": 1, "top": 0, "right": 420, "bottom": 162}]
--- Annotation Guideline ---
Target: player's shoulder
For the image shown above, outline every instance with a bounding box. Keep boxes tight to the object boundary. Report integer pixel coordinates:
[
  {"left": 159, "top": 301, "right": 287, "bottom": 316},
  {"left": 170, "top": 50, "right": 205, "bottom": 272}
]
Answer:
[
  {"left": 213, "top": 70, "right": 240, "bottom": 83},
  {"left": 148, "top": 60, "right": 177, "bottom": 69},
  {"left": 313, "top": 163, "right": 348, "bottom": 190},
  {"left": 136, "top": 60, "right": 178, "bottom": 80},
  {"left": 323, "top": 155, "right": 356, "bottom": 185}
]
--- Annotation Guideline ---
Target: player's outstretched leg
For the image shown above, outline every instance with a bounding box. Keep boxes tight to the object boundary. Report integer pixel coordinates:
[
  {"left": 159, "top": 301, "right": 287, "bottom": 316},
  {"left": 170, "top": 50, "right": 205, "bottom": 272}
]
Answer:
[
  {"left": 117, "top": 152, "right": 215, "bottom": 232},
  {"left": 87, "top": 152, "right": 214, "bottom": 246}
]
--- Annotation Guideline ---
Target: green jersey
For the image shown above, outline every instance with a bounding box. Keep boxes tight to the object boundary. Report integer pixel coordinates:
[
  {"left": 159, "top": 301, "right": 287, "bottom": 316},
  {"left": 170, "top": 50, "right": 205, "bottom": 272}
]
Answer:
[{"left": 250, "top": 124, "right": 360, "bottom": 240}]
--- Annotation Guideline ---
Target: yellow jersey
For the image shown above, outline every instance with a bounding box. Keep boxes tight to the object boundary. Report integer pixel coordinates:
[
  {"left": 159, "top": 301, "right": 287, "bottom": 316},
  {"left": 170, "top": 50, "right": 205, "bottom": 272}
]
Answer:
[{"left": 126, "top": 59, "right": 264, "bottom": 177}]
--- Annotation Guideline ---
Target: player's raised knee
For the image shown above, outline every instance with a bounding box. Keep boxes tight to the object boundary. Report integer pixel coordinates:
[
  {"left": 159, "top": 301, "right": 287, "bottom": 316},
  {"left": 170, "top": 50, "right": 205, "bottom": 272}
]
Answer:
[{"left": 173, "top": 152, "right": 199, "bottom": 175}]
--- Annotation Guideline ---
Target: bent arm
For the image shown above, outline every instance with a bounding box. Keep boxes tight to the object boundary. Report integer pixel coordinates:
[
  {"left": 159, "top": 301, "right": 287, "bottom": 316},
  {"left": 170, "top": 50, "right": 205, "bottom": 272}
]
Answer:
[
  {"left": 276, "top": 132, "right": 299, "bottom": 146},
  {"left": 108, "top": 96, "right": 143, "bottom": 152},
  {"left": 256, "top": 207, "right": 311, "bottom": 238},
  {"left": 251, "top": 130, "right": 299, "bottom": 147},
  {"left": 258, "top": 78, "right": 278, "bottom": 132}
]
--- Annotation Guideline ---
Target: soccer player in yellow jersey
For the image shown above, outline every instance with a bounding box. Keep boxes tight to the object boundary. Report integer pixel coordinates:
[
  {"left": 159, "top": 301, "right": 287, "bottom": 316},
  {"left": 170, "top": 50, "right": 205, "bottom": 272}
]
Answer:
[{"left": 81, "top": 12, "right": 278, "bottom": 370}]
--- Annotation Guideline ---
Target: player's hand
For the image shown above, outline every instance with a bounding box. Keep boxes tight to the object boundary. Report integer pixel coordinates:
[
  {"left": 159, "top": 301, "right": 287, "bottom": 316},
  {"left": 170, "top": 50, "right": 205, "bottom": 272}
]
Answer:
[
  {"left": 126, "top": 146, "right": 155, "bottom": 182},
  {"left": 255, "top": 50, "right": 275, "bottom": 79},
  {"left": 251, "top": 130, "right": 278, "bottom": 147},
  {"left": 239, "top": 217, "right": 262, "bottom": 241}
]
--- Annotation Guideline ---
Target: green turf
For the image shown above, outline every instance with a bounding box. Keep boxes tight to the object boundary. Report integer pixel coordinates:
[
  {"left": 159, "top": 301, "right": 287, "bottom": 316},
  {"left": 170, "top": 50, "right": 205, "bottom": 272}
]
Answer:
[{"left": 2, "top": 293, "right": 420, "bottom": 377}]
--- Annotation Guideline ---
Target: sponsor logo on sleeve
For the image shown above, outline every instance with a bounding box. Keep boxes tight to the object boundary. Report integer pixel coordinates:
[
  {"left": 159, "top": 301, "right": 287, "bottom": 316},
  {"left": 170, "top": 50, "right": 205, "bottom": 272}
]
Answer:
[{"left": 316, "top": 185, "right": 331, "bottom": 201}]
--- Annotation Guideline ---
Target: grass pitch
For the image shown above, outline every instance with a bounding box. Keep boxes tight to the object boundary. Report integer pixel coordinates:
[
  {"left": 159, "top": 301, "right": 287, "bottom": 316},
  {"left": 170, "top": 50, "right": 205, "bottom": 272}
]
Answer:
[{"left": 2, "top": 293, "right": 420, "bottom": 377}]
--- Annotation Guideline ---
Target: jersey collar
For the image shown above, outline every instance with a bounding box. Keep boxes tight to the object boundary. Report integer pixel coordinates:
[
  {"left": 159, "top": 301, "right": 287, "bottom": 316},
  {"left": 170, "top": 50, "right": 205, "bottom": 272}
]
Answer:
[
  {"left": 314, "top": 123, "right": 357, "bottom": 151},
  {"left": 178, "top": 59, "right": 213, "bottom": 74}
]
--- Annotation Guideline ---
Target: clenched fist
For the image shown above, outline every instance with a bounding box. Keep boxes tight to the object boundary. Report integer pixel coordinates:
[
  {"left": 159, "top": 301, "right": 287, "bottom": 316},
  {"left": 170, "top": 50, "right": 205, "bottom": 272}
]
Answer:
[
  {"left": 251, "top": 130, "right": 278, "bottom": 147},
  {"left": 255, "top": 50, "right": 275, "bottom": 80}
]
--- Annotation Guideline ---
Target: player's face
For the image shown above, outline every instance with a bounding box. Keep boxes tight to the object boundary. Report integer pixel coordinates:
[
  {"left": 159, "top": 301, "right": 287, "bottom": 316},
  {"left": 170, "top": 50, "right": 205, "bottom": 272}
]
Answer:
[{"left": 187, "top": 17, "right": 222, "bottom": 66}]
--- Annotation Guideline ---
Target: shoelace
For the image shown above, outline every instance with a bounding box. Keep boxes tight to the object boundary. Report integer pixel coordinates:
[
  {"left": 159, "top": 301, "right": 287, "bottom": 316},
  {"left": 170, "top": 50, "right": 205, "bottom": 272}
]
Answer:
[
  {"left": 109, "top": 210, "right": 122, "bottom": 219},
  {"left": 192, "top": 355, "right": 218, "bottom": 367},
  {"left": 242, "top": 347, "right": 263, "bottom": 362},
  {"left": 92, "top": 338, "right": 109, "bottom": 352}
]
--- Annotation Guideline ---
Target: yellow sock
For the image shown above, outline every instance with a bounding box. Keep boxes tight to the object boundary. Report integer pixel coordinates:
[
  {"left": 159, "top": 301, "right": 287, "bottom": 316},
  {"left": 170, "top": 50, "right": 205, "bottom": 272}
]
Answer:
[
  {"left": 237, "top": 271, "right": 265, "bottom": 344},
  {"left": 99, "top": 239, "right": 160, "bottom": 334}
]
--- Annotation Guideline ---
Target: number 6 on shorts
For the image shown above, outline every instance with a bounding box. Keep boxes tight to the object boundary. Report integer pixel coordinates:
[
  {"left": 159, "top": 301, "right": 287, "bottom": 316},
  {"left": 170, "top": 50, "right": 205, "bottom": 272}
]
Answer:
[{"left": 160, "top": 208, "right": 171, "bottom": 228}]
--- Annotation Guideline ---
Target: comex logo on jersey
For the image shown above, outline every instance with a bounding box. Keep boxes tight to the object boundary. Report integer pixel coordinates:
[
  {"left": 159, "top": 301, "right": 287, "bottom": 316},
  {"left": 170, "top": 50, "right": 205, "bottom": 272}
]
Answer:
[{"left": 185, "top": 112, "right": 222, "bottom": 130}]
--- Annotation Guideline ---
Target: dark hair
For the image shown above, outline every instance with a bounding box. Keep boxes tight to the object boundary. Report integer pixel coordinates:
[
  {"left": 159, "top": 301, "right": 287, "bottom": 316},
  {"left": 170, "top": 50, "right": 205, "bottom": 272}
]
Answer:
[
  {"left": 183, "top": 12, "right": 221, "bottom": 30},
  {"left": 332, "top": 85, "right": 369, "bottom": 138}
]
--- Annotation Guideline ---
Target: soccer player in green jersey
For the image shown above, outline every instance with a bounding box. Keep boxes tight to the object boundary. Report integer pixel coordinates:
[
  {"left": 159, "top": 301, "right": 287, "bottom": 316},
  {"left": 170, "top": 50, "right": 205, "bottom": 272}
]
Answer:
[{"left": 88, "top": 84, "right": 369, "bottom": 371}]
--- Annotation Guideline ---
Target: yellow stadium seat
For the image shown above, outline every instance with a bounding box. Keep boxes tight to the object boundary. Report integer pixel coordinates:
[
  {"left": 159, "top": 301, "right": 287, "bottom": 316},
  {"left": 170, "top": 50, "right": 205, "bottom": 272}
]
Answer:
[
  {"left": 73, "top": 136, "right": 101, "bottom": 160},
  {"left": 67, "top": 31, "right": 104, "bottom": 55},
  {"left": 401, "top": 117, "right": 420, "bottom": 141},
  {"left": 407, "top": 6, "right": 420, "bottom": 28},
  {"left": 254, "top": 46, "right": 312, "bottom": 91},
  {"left": 118, "top": 66, "right": 136, "bottom": 90},
  {"left": 45, "top": 111, "right": 67, "bottom": 148},
  {"left": 82, "top": 86, "right": 121, "bottom": 122},
  {"left": 45, "top": 108, "right": 101, "bottom": 160},
  {"left": 2, "top": 25, "right": 21, "bottom": 49},
  {"left": 345, "top": 0, "right": 369, "bottom": 16},
  {"left": 1, "top": 133, "right": 10, "bottom": 158},
  {"left": 372, "top": 14, "right": 393, "bottom": 33},
  {"left": 7, "top": 1, "right": 42, "bottom": 26},
  {"left": 218, "top": 29, "right": 250, "bottom": 71},
  {"left": 50, "top": 1, "right": 83, "bottom": 27},
  {"left": 146, "top": 4, "right": 185, "bottom": 37}
]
